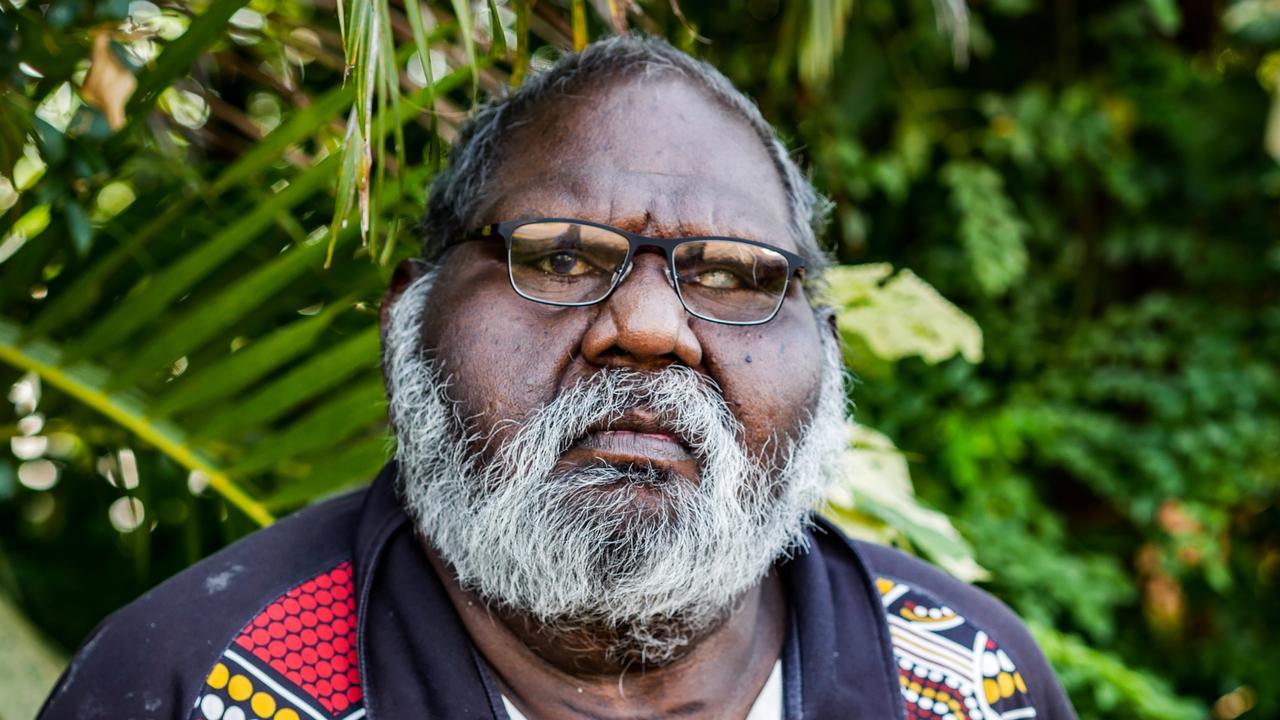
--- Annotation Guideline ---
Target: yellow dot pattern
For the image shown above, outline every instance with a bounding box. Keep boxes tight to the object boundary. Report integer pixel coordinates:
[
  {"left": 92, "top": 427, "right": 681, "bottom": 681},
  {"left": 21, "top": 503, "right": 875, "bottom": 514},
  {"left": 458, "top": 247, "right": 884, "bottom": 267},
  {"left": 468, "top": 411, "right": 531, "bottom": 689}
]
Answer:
[
  {"left": 197, "top": 661, "right": 317, "bottom": 720},
  {"left": 881, "top": 577, "right": 1040, "bottom": 719},
  {"left": 206, "top": 663, "right": 229, "bottom": 690},
  {"left": 251, "top": 691, "right": 276, "bottom": 717},
  {"left": 227, "top": 674, "right": 253, "bottom": 702}
]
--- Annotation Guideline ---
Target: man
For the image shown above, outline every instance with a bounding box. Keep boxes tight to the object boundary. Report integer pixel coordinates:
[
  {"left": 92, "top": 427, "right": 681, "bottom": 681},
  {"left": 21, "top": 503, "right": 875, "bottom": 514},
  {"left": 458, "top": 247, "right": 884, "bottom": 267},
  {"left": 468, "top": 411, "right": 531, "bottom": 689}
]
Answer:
[{"left": 40, "top": 36, "right": 1076, "bottom": 720}]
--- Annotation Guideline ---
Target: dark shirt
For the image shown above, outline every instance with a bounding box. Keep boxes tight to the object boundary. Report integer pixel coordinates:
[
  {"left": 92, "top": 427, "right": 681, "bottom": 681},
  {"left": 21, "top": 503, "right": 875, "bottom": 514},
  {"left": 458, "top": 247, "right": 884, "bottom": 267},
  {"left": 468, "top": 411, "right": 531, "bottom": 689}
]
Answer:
[{"left": 39, "top": 463, "right": 1077, "bottom": 719}]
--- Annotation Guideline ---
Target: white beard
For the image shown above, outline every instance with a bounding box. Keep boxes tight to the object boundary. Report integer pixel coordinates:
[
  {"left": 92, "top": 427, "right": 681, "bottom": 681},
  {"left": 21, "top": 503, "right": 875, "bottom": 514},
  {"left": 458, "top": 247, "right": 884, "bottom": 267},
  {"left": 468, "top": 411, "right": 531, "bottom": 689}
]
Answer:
[{"left": 383, "top": 270, "right": 850, "bottom": 665}]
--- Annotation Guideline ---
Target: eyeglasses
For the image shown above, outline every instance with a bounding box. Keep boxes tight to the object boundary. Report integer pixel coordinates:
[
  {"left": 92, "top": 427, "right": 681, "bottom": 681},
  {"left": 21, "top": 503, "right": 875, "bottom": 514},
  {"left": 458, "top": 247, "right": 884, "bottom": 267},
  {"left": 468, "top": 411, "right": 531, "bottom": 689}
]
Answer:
[{"left": 450, "top": 218, "right": 807, "bottom": 326}]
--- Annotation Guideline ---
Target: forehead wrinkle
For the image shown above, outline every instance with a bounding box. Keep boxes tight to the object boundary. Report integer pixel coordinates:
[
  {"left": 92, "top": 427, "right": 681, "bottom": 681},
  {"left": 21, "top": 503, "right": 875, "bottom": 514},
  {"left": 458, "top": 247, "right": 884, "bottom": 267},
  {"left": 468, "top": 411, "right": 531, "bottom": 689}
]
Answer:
[{"left": 482, "top": 168, "right": 791, "bottom": 246}]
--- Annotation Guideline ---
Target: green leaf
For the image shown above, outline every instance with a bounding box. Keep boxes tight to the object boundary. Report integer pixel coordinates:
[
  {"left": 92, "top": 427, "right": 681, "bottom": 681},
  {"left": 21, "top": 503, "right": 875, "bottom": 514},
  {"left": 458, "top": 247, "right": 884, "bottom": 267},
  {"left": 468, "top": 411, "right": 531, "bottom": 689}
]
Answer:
[
  {"left": 69, "top": 154, "right": 339, "bottom": 362},
  {"left": 194, "top": 325, "right": 381, "bottom": 440},
  {"left": 263, "top": 434, "right": 390, "bottom": 510},
  {"left": 1032, "top": 625, "right": 1205, "bottom": 720},
  {"left": 940, "top": 161, "right": 1029, "bottom": 297},
  {"left": 825, "top": 263, "right": 984, "bottom": 375},
  {"left": 452, "top": 0, "right": 478, "bottom": 93},
  {"left": 822, "top": 422, "right": 988, "bottom": 582},
  {"left": 0, "top": 318, "right": 273, "bottom": 525},
  {"left": 511, "top": 0, "right": 531, "bottom": 86},
  {"left": 155, "top": 301, "right": 350, "bottom": 418},
  {"left": 209, "top": 83, "right": 355, "bottom": 196},
  {"left": 1144, "top": 0, "right": 1182, "bottom": 35},
  {"left": 487, "top": 0, "right": 508, "bottom": 56},
  {"left": 115, "top": 227, "right": 344, "bottom": 385},
  {"left": 229, "top": 378, "right": 386, "bottom": 475},
  {"left": 62, "top": 198, "right": 91, "bottom": 256},
  {"left": 24, "top": 196, "right": 196, "bottom": 340}
]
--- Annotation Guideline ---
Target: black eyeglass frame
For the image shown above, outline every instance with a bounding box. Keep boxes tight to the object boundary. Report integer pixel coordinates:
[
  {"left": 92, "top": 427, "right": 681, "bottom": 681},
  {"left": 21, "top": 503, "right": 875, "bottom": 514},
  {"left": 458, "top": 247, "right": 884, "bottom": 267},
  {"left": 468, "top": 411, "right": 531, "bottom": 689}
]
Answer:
[{"left": 448, "top": 217, "right": 808, "bottom": 326}]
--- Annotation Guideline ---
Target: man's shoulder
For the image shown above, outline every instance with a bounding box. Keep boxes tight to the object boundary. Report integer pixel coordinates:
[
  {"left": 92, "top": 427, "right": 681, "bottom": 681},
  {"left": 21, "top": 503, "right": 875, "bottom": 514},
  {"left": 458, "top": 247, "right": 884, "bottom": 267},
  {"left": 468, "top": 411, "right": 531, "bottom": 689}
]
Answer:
[
  {"left": 39, "top": 488, "right": 368, "bottom": 720},
  {"left": 815, "top": 523, "right": 1078, "bottom": 720}
]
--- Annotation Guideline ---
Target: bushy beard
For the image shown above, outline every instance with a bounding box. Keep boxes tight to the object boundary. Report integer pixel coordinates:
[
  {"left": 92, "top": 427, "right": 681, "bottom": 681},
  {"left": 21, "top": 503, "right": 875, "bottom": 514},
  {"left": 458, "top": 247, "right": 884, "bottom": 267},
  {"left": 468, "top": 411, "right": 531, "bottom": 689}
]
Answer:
[{"left": 384, "top": 270, "right": 850, "bottom": 666}]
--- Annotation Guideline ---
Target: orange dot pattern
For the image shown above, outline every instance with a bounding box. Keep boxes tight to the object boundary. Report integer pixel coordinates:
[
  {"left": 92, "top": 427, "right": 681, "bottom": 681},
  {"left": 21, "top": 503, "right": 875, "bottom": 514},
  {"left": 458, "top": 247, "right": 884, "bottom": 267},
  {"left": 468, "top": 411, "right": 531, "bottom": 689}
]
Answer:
[
  {"left": 878, "top": 576, "right": 1039, "bottom": 720},
  {"left": 232, "top": 561, "right": 362, "bottom": 715}
]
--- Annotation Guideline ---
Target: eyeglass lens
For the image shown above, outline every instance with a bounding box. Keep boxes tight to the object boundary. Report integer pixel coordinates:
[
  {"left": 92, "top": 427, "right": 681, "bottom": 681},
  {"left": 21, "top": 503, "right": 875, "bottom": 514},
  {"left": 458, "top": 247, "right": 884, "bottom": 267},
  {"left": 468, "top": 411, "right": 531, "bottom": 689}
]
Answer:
[{"left": 507, "top": 221, "right": 792, "bottom": 324}]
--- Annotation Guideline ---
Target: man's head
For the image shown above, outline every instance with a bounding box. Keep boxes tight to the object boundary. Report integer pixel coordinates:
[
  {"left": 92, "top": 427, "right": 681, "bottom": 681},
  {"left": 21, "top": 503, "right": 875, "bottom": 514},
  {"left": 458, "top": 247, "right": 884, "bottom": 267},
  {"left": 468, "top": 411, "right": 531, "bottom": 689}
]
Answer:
[{"left": 381, "top": 36, "right": 849, "bottom": 666}]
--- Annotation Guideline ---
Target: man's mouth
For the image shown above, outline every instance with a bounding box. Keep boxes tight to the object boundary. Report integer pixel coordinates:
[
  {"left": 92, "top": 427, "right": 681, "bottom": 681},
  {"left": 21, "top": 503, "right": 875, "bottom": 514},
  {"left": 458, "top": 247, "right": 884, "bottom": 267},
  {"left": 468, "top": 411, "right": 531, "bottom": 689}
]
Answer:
[{"left": 567, "top": 409, "right": 694, "bottom": 466}]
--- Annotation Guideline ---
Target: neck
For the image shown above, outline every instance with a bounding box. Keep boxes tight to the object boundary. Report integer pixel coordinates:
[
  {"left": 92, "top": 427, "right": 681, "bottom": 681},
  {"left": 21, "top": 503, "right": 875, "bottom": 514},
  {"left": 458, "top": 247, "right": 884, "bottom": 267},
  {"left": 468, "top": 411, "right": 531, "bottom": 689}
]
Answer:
[{"left": 423, "top": 538, "right": 787, "bottom": 719}]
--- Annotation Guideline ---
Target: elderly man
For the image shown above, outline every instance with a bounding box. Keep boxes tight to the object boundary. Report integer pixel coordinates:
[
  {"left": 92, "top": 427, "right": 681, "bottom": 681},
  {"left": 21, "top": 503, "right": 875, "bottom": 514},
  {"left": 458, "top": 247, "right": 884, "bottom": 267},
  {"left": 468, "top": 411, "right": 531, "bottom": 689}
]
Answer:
[{"left": 40, "top": 36, "right": 1075, "bottom": 720}]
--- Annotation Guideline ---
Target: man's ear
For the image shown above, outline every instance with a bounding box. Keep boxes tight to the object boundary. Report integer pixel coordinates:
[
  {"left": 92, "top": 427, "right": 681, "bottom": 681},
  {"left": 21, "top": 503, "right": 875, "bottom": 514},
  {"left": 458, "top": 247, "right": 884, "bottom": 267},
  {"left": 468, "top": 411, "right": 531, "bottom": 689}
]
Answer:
[
  {"left": 818, "top": 304, "right": 841, "bottom": 348},
  {"left": 380, "top": 258, "right": 429, "bottom": 337}
]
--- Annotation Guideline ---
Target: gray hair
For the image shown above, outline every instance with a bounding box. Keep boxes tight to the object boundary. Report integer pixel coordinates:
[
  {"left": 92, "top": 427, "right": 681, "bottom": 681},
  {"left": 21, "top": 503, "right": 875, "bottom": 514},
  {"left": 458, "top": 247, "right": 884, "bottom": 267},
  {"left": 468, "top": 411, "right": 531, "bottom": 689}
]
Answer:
[
  {"left": 385, "top": 267, "right": 850, "bottom": 666},
  {"left": 421, "top": 34, "right": 833, "bottom": 277}
]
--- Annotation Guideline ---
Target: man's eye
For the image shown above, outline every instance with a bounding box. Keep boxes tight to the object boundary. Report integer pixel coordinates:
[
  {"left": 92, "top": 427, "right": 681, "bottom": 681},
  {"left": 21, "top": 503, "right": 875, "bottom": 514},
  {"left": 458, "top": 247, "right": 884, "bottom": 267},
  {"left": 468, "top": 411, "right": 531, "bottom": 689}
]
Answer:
[
  {"left": 693, "top": 268, "right": 744, "bottom": 289},
  {"left": 536, "top": 251, "right": 593, "bottom": 276}
]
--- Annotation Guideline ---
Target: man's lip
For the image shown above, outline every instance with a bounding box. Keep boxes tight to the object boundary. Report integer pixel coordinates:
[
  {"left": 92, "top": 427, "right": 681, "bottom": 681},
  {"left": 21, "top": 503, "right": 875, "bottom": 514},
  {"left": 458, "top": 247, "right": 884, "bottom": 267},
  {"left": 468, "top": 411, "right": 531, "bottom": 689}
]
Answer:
[
  {"left": 581, "top": 409, "right": 689, "bottom": 448},
  {"left": 572, "top": 429, "right": 693, "bottom": 464},
  {"left": 567, "top": 409, "right": 694, "bottom": 465}
]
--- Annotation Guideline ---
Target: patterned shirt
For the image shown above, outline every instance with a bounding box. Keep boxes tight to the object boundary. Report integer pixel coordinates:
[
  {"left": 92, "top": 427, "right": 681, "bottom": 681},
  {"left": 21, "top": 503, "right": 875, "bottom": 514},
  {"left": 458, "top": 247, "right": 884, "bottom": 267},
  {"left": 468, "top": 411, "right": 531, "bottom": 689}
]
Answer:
[{"left": 40, "top": 463, "right": 1076, "bottom": 720}]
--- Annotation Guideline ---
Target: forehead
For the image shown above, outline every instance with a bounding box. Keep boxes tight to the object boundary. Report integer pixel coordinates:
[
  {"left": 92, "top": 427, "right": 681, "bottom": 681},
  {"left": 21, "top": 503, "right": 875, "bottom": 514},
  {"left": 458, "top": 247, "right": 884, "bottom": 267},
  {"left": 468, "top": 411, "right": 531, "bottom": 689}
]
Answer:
[{"left": 472, "top": 75, "right": 795, "bottom": 248}]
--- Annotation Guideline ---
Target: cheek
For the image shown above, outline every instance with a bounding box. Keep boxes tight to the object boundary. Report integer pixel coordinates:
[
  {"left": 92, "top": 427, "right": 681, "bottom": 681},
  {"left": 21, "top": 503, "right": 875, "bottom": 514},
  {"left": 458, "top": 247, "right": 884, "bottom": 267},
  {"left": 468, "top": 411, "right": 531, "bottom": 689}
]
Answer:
[
  {"left": 698, "top": 307, "right": 826, "bottom": 457},
  {"left": 419, "top": 264, "right": 587, "bottom": 441}
]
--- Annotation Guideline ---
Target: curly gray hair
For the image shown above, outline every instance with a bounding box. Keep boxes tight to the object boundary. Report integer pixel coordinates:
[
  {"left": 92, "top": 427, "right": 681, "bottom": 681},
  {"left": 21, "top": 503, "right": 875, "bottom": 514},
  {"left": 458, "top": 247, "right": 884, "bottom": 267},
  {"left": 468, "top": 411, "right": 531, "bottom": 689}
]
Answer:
[{"left": 421, "top": 34, "right": 832, "bottom": 277}]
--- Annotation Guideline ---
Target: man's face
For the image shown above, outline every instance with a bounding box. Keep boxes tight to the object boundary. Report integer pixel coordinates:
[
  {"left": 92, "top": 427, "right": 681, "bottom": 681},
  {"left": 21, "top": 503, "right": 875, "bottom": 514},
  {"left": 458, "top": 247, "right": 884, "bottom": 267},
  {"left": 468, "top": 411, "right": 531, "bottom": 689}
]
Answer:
[
  {"left": 419, "top": 76, "right": 828, "bottom": 476},
  {"left": 385, "top": 75, "right": 845, "bottom": 664}
]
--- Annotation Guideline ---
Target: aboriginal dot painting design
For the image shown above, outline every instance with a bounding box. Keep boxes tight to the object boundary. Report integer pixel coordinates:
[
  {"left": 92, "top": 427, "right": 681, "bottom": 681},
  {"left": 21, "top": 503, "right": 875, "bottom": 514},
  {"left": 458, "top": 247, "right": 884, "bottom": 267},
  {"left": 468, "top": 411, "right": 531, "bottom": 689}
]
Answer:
[
  {"left": 190, "top": 562, "right": 364, "bottom": 720},
  {"left": 877, "top": 576, "right": 1038, "bottom": 720}
]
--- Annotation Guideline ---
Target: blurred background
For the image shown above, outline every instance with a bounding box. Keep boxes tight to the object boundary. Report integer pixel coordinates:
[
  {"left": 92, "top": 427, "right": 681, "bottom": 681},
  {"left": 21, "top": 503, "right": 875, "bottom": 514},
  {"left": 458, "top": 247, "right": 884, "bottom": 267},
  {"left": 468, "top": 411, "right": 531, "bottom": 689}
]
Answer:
[{"left": 1, "top": 0, "right": 1278, "bottom": 718}]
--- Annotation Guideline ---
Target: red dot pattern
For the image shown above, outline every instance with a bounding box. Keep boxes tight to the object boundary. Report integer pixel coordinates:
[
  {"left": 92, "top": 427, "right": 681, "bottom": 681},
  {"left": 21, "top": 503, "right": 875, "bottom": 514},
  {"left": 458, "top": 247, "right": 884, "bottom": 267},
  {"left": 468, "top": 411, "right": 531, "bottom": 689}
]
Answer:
[{"left": 234, "top": 561, "right": 362, "bottom": 714}]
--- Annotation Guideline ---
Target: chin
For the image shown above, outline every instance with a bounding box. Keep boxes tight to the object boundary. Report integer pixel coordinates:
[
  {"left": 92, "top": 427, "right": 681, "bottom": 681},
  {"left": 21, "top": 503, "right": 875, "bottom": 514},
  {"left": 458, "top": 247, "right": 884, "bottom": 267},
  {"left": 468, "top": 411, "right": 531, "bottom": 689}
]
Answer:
[{"left": 558, "top": 463, "right": 692, "bottom": 529}]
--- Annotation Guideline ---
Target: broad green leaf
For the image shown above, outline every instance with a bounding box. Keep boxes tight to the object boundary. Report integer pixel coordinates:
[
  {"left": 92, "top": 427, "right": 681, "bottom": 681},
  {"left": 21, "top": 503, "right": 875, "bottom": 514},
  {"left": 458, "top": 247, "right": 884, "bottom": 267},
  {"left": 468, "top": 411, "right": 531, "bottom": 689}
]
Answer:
[
  {"left": 822, "top": 422, "right": 989, "bottom": 582},
  {"left": 194, "top": 325, "right": 381, "bottom": 440},
  {"left": 155, "top": 301, "right": 350, "bottom": 418},
  {"left": 825, "top": 263, "right": 983, "bottom": 375},
  {"left": 229, "top": 379, "right": 386, "bottom": 475},
  {"left": 69, "top": 155, "right": 339, "bottom": 362},
  {"left": 114, "top": 227, "right": 344, "bottom": 385},
  {"left": 264, "top": 434, "right": 390, "bottom": 510},
  {"left": 0, "top": 318, "right": 273, "bottom": 525}
]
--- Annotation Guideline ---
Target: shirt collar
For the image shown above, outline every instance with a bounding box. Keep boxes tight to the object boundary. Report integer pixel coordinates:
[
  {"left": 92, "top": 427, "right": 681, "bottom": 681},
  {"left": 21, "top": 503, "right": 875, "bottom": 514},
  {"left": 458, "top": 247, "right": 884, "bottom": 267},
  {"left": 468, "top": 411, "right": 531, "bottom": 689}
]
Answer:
[{"left": 351, "top": 462, "right": 903, "bottom": 719}]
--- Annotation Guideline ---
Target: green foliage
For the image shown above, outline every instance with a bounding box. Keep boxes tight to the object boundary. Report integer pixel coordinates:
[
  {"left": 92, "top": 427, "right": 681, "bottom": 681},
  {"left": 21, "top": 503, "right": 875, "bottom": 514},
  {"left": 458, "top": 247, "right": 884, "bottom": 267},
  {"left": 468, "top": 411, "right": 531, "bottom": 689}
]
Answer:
[
  {"left": 939, "top": 161, "right": 1028, "bottom": 296},
  {"left": 1033, "top": 625, "right": 1202, "bottom": 720},
  {"left": 2, "top": 1, "right": 1277, "bottom": 718},
  {"left": 825, "top": 263, "right": 983, "bottom": 377},
  {"left": 0, "top": 590, "right": 64, "bottom": 720}
]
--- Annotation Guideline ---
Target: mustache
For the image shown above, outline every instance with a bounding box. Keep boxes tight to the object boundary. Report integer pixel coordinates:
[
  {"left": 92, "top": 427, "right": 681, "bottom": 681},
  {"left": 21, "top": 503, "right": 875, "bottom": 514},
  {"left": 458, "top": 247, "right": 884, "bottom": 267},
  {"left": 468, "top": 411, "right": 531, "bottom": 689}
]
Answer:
[{"left": 478, "top": 365, "right": 745, "bottom": 472}]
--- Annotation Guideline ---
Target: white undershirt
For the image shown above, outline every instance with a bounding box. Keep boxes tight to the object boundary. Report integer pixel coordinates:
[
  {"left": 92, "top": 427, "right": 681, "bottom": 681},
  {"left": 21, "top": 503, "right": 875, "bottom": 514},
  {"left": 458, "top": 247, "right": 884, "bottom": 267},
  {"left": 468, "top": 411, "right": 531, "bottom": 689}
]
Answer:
[{"left": 501, "top": 659, "right": 784, "bottom": 720}]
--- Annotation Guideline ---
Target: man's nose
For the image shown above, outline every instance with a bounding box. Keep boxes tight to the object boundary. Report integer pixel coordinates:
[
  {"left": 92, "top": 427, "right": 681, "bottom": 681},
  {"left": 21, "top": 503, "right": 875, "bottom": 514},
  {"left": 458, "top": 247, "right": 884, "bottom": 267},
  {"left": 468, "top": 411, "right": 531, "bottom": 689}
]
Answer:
[{"left": 580, "top": 252, "right": 704, "bottom": 369}]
